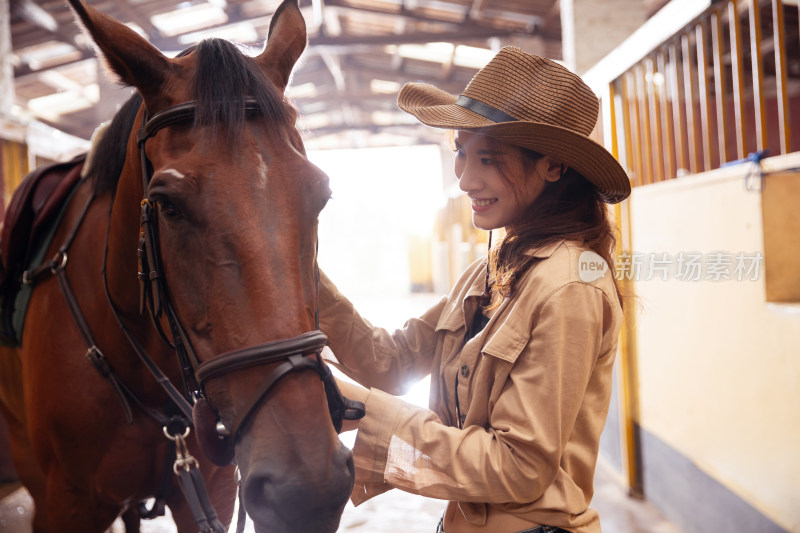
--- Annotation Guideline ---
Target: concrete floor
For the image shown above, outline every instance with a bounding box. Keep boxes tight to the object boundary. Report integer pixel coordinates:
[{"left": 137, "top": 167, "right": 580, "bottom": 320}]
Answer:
[{"left": 0, "top": 458, "right": 682, "bottom": 533}]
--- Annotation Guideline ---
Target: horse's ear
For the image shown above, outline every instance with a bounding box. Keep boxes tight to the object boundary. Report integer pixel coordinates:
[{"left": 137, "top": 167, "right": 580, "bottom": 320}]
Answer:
[
  {"left": 67, "top": 0, "right": 172, "bottom": 101},
  {"left": 256, "top": 0, "right": 307, "bottom": 92}
]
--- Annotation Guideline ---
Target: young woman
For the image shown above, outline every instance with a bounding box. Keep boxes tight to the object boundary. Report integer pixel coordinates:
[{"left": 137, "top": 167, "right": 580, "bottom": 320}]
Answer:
[{"left": 319, "top": 47, "right": 630, "bottom": 533}]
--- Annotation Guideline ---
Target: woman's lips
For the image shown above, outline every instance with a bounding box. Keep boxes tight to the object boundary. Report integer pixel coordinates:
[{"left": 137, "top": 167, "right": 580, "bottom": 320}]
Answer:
[{"left": 471, "top": 198, "right": 497, "bottom": 212}]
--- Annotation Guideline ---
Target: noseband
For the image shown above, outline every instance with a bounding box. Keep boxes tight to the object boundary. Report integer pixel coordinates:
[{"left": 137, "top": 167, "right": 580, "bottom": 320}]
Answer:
[{"left": 134, "top": 99, "right": 365, "bottom": 465}]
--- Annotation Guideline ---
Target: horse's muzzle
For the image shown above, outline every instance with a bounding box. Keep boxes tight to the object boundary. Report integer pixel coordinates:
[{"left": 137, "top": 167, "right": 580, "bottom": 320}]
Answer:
[{"left": 241, "top": 441, "right": 355, "bottom": 533}]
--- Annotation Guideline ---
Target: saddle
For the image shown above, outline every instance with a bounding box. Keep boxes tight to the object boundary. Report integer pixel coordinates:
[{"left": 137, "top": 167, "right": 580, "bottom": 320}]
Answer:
[{"left": 0, "top": 153, "right": 87, "bottom": 344}]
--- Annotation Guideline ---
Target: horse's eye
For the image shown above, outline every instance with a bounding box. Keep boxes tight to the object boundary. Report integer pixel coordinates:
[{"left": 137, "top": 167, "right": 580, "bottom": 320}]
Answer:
[{"left": 156, "top": 198, "right": 180, "bottom": 219}]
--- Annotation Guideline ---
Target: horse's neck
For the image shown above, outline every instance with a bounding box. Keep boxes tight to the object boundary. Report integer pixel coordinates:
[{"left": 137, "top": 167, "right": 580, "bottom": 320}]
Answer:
[{"left": 104, "top": 166, "right": 146, "bottom": 317}]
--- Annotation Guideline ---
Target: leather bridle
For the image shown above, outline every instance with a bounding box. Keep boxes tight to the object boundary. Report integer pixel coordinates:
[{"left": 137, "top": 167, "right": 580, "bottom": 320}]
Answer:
[{"left": 132, "top": 99, "right": 365, "bottom": 466}]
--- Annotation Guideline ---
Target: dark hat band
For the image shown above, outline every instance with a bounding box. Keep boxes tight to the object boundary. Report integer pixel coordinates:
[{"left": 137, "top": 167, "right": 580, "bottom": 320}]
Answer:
[{"left": 456, "top": 95, "right": 518, "bottom": 123}]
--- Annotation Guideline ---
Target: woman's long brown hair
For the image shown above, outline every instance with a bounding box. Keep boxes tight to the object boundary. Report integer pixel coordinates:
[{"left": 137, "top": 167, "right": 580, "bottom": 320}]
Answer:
[{"left": 483, "top": 139, "right": 623, "bottom": 309}]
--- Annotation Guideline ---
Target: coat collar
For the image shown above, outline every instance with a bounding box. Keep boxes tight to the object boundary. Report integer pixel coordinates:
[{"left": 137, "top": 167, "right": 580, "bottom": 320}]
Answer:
[
  {"left": 436, "top": 240, "right": 572, "bottom": 333},
  {"left": 523, "top": 239, "right": 566, "bottom": 259}
]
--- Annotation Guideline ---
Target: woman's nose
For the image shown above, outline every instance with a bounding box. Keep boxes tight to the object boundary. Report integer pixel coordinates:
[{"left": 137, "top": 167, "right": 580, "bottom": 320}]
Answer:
[{"left": 457, "top": 160, "right": 481, "bottom": 193}]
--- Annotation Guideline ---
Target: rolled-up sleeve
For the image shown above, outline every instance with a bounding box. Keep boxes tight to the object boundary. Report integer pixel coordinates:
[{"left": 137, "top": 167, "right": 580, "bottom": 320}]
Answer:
[
  {"left": 318, "top": 270, "right": 446, "bottom": 395},
  {"left": 350, "top": 281, "right": 610, "bottom": 505}
]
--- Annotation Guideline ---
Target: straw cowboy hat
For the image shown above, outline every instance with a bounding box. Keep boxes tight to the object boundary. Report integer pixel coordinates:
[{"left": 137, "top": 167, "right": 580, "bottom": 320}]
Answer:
[{"left": 397, "top": 47, "right": 631, "bottom": 204}]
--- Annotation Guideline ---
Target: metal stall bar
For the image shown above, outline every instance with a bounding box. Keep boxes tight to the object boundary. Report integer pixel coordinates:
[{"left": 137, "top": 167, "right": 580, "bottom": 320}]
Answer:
[
  {"left": 658, "top": 50, "right": 676, "bottom": 181},
  {"left": 668, "top": 42, "right": 688, "bottom": 174},
  {"left": 624, "top": 73, "right": 643, "bottom": 187},
  {"left": 749, "top": 0, "right": 767, "bottom": 151},
  {"left": 636, "top": 65, "right": 655, "bottom": 185},
  {"left": 682, "top": 33, "right": 701, "bottom": 174},
  {"left": 630, "top": 71, "right": 645, "bottom": 187},
  {"left": 772, "top": 0, "right": 791, "bottom": 154},
  {"left": 620, "top": 76, "right": 638, "bottom": 187},
  {"left": 696, "top": 20, "right": 713, "bottom": 171},
  {"left": 728, "top": 0, "right": 748, "bottom": 160},
  {"left": 646, "top": 57, "right": 665, "bottom": 183},
  {"left": 711, "top": 7, "right": 730, "bottom": 165}
]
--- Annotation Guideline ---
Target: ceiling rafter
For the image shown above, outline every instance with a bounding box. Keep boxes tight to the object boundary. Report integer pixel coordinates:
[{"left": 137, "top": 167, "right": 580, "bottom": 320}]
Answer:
[
  {"left": 8, "top": 0, "right": 563, "bottom": 149},
  {"left": 12, "top": 0, "right": 83, "bottom": 52},
  {"left": 106, "top": 0, "right": 161, "bottom": 38}
]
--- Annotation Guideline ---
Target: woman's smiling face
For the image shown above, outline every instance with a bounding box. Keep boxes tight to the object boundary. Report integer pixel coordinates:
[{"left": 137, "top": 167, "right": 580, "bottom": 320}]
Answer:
[{"left": 454, "top": 131, "right": 559, "bottom": 231}]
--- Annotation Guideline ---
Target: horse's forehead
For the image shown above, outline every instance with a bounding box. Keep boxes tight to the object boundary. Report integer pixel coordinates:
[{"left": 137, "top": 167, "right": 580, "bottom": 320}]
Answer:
[{"left": 155, "top": 139, "right": 320, "bottom": 195}]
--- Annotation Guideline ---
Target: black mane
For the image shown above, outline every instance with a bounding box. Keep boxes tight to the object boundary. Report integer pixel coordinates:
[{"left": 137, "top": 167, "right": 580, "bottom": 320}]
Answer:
[
  {"left": 191, "top": 39, "right": 291, "bottom": 138},
  {"left": 87, "top": 92, "right": 142, "bottom": 196},
  {"left": 88, "top": 38, "right": 291, "bottom": 196}
]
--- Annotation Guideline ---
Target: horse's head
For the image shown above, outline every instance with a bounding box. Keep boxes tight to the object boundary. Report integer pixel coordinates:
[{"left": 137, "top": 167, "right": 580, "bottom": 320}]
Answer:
[{"left": 69, "top": 1, "right": 354, "bottom": 531}]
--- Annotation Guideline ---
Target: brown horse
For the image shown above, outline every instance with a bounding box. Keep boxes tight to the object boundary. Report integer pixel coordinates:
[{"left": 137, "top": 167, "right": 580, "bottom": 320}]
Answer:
[{"left": 0, "top": 1, "right": 358, "bottom": 532}]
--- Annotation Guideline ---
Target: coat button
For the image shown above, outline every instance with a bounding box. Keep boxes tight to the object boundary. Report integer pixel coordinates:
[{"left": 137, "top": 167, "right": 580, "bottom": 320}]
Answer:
[{"left": 460, "top": 365, "right": 470, "bottom": 378}]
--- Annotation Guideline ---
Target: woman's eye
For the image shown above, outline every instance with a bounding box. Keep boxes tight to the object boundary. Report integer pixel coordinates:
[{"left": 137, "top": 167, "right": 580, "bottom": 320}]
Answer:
[{"left": 481, "top": 157, "right": 494, "bottom": 165}]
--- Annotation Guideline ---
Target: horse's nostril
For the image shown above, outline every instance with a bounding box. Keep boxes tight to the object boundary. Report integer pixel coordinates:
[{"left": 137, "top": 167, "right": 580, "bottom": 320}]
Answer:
[
  {"left": 241, "top": 451, "right": 354, "bottom": 532},
  {"left": 242, "top": 472, "right": 270, "bottom": 520}
]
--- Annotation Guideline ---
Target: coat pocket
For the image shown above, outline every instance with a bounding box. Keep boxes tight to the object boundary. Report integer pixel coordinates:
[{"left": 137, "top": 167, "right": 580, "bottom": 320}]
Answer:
[{"left": 481, "top": 324, "right": 528, "bottom": 364}]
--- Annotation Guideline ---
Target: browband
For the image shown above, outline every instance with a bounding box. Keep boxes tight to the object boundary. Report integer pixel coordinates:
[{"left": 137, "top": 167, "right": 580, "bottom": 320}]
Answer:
[{"left": 456, "top": 95, "right": 518, "bottom": 123}]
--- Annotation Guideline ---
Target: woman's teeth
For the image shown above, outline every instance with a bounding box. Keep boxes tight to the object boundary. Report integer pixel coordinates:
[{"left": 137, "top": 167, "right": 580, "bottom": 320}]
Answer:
[{"left": 473, "top": 199, "right": 496, "bottom": 207}]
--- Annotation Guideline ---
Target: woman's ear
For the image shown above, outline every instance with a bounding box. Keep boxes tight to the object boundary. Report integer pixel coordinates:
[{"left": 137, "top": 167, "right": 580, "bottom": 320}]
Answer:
[{"left": 542, "top": 156, "right": 565, "bottom": 182}]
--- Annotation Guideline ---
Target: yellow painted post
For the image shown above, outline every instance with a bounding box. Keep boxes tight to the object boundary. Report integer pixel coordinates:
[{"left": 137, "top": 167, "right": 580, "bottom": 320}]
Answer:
[
  {"left": 615, "top": 197, "right": 642, "bottom": 498},
  {"left": 608, "top": 81, "right": 641, "bottom": 495}
]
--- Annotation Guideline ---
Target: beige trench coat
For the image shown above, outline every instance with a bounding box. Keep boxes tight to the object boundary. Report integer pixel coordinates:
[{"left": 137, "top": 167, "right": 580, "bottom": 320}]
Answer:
[{"left": 319, "top": 240, "right": 623, "bottom": 533}]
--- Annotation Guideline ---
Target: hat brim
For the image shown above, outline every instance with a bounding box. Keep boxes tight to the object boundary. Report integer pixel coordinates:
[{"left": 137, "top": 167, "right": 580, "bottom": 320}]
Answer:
[{"left": 398, "top": 82, "right": 631, "bottom": 204}]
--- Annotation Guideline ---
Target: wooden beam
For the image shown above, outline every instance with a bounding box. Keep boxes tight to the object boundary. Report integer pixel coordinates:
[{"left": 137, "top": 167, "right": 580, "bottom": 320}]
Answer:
[
  {"left": 300, "top": 121, "right": 433, "bottom": 135},
  {"left": 469, "top": 0, "right": 491, "bottom": 21},
  {"left": 326, "top": 0, "right": 537, "bottom": 33},
  {"left": 14, "top": 0, "right": 57, "bottom": 33},
  {"left": 13, "top": 0, "right": 83, "bottom": 50},
  {"left": 107, "top": 0, "right": 161, "bottom": 38},
  {"left": 309, "top": 27, "right": 522, "bottom": 48},
  {"left": 13, "top": 50, "right": 95, "bottom": 79},
  {"left": 292, "top": 63, "right": 469, "bottom": 95}
]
